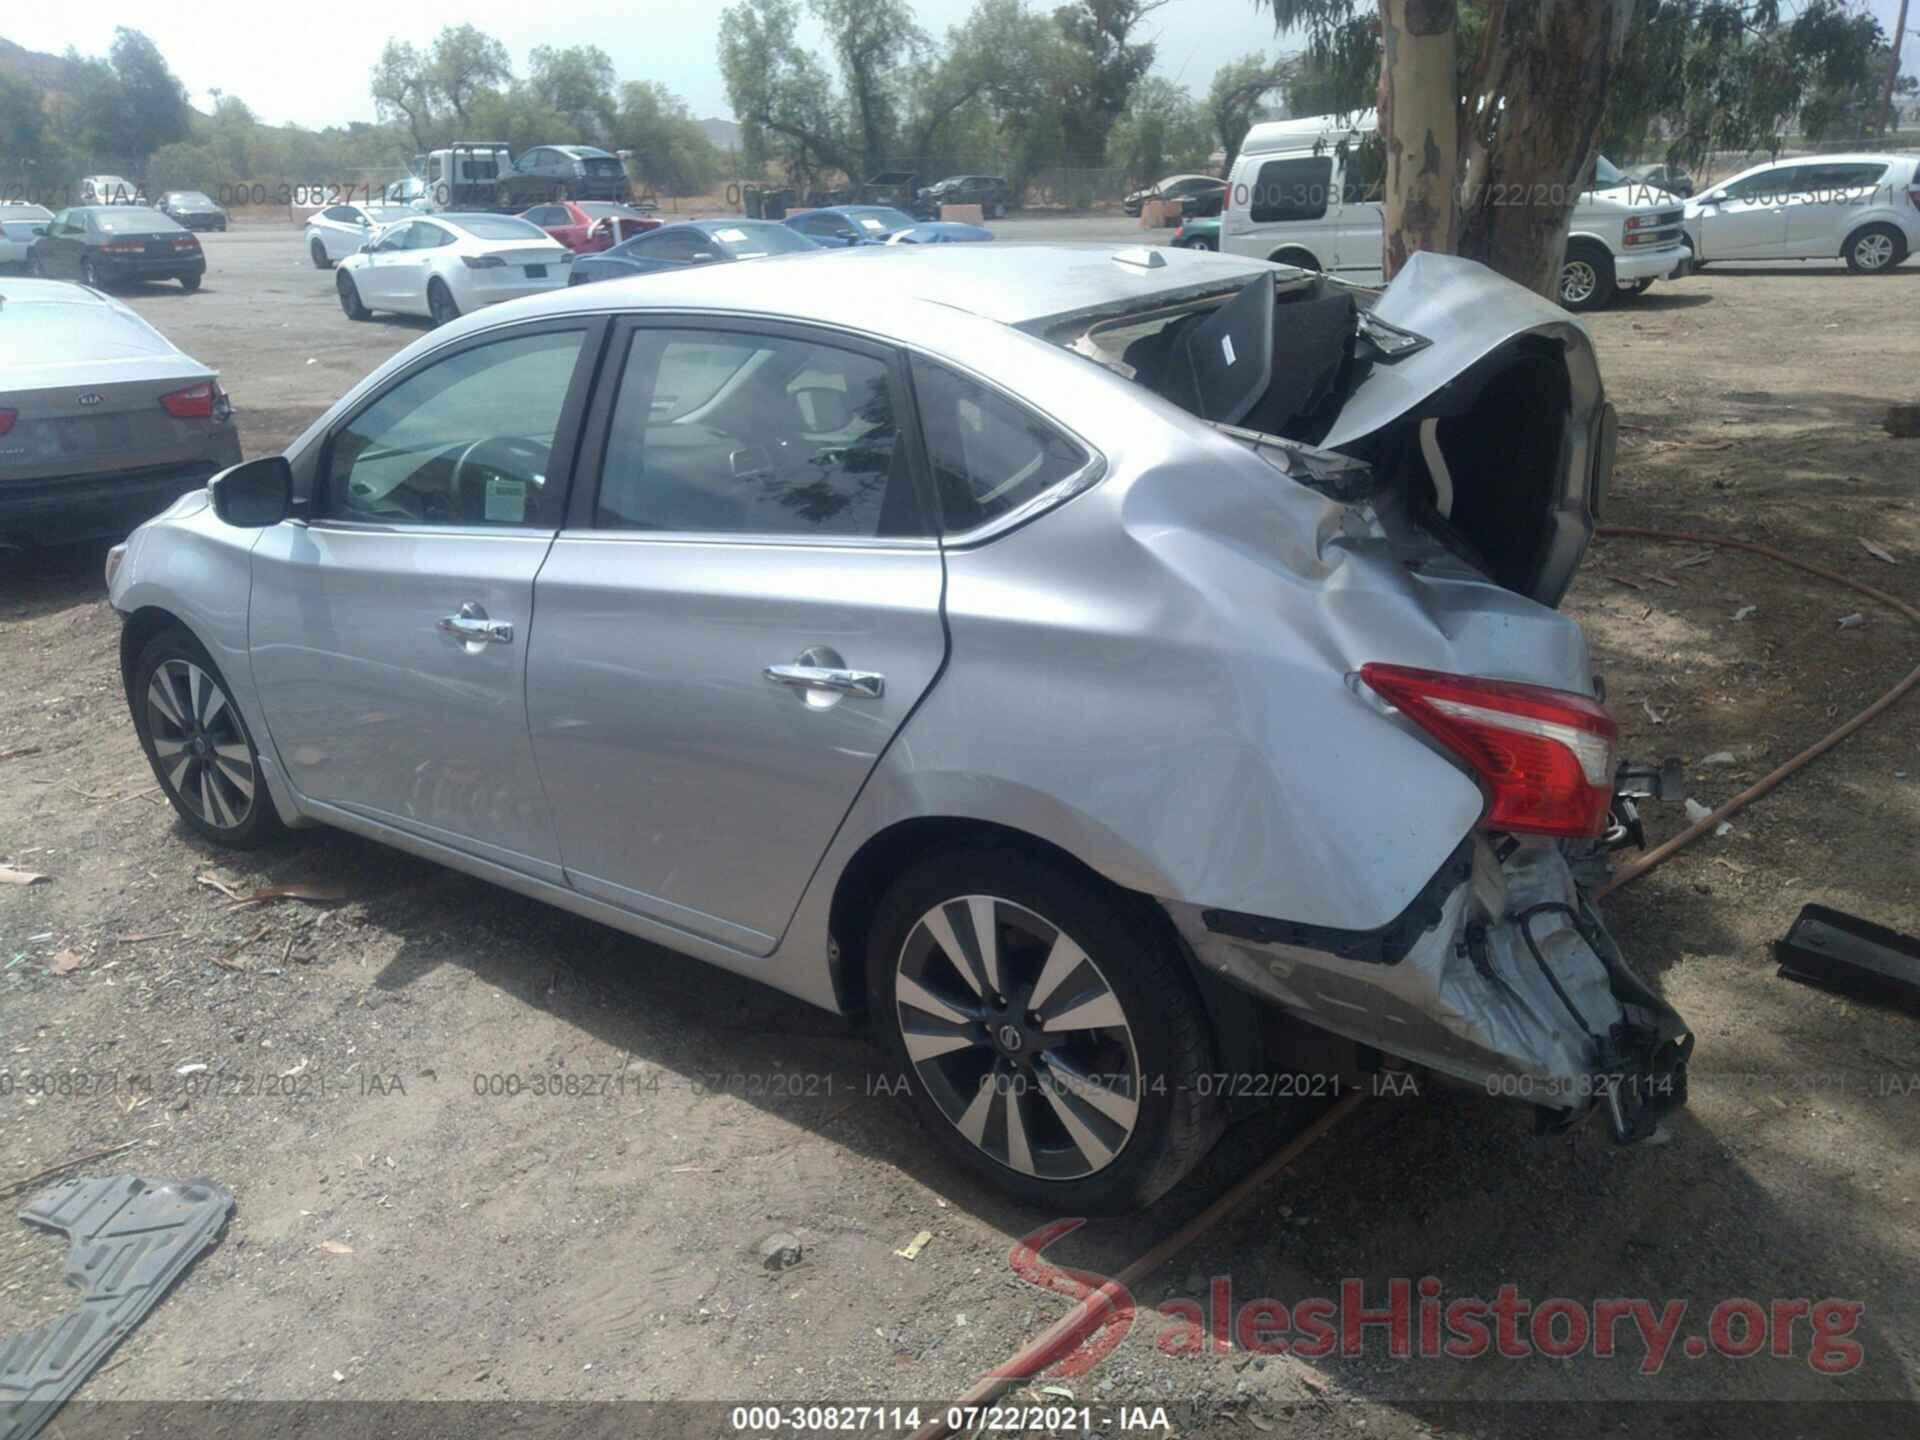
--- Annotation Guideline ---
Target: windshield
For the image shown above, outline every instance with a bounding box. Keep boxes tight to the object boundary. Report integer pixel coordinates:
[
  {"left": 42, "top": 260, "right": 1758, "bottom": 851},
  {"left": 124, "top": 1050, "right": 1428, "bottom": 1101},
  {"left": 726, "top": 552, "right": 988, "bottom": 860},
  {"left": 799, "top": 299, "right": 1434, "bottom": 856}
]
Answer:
[
  {"left": 712, "top": 223, "right": 819, "bottom": 256},
  {"left": 446, "top": 214, "right": 548, "bottom": 241},
  {"left": 1594, "top": 155, "right": 1627, "bottom": 188},
  {"left": 853, "top": 207, "right": 916, "bottom": 233},
  {"left": 92, "top": 208, "right": 177, "bottom": 231}
]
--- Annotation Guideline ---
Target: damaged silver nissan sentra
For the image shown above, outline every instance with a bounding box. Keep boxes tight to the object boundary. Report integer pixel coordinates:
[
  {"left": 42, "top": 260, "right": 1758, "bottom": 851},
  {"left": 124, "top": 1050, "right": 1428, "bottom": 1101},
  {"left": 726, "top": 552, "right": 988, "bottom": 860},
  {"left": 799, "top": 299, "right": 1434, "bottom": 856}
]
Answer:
[{"left": 106, "top": 242, "right": 1691, "bottom": 1211}]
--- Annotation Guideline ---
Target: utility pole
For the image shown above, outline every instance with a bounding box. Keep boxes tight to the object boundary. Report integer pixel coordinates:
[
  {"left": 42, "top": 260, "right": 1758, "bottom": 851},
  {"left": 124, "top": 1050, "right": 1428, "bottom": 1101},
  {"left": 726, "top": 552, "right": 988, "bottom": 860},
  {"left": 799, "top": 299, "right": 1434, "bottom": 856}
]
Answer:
[{"left": 1885, "top": 0, "right": 1911, "bottom": 132}]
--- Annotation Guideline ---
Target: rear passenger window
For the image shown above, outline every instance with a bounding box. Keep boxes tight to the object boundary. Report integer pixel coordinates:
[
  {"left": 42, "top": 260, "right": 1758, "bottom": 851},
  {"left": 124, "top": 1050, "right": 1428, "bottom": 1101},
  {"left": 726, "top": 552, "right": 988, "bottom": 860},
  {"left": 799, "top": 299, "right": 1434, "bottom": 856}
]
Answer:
[
  {"left": 1252, "top": 156, "right": 1332, "bottom": 222},
  {"left": 594, "top": 328, "right": 926, "bottom": 539},
  {"left": 909, "top": 358, "right": 1089, "bottom": 535}
]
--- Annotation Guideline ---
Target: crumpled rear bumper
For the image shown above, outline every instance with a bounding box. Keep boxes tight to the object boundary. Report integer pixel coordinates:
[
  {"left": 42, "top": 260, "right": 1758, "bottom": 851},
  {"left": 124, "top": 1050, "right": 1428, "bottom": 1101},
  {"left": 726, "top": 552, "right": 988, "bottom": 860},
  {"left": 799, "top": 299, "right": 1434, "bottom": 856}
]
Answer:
[{"left": 1163, "top": 837, "right": 1692, "bottom": 1139}]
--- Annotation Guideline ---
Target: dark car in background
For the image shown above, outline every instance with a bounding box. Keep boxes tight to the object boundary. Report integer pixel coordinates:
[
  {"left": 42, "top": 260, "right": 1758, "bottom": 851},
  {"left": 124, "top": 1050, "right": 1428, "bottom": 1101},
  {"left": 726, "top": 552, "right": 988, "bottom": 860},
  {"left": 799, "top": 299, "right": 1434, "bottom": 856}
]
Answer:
[
  {"left": 157, "top": 191, "right": 229, "bottom": 231},
  {"left": 1122, "top": 174, "right": 1225, "bottom": 217},
  {"left": 0, "top": 277, "right": 240, "bottom": 546},
  {"left": 29, "top": 207, "right": 206, "bottom": 292},
  {"left": 915, "top": 174, "right": 1013, "bottom": 219},
  {"left": 787, "top": 205, "right": 991, "bottom": 246},
  {"left": 501, "top": 145, "right": 631, "bottom": 205},
  {"left": 568, "top": 218, "right": 821, "bottom": 285}
]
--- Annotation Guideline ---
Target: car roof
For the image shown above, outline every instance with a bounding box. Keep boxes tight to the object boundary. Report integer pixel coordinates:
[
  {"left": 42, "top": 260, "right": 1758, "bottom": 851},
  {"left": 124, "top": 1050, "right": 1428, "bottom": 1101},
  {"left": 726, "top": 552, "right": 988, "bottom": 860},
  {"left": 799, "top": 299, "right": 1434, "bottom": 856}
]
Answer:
[
  {"left": 517, "top": 242, "right": 1272, "bottom": 337},
  {"left": 0, "top": 203, "right": 52, "bottom": 215}
]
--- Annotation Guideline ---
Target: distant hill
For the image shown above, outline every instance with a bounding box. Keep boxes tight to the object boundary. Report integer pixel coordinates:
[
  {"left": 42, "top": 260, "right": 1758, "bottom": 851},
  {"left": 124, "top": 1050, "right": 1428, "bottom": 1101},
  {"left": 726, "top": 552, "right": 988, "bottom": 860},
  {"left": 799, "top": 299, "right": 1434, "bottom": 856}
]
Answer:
[
  {"left": 0, "top": 36, "right": 81, "bottom": 97},
  {"left": 698, "top": 116, "right": 741, "bottom": 152}
]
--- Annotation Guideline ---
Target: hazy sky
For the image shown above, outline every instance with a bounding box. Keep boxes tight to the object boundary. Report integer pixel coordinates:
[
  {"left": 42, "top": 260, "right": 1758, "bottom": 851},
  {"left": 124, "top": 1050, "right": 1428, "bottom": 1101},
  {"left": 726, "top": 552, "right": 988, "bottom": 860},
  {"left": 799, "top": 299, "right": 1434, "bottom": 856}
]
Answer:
[{"left": 9, "top": 1, "right": 1916, "bottom": 132}]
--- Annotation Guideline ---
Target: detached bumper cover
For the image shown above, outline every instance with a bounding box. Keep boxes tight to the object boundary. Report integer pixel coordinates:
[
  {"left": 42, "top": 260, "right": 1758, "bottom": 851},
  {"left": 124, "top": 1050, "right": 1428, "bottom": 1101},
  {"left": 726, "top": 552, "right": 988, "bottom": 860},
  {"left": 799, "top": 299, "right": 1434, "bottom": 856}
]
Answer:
[{"left": 1166, "top": 837, "right": 1692, "bottom": 1137}]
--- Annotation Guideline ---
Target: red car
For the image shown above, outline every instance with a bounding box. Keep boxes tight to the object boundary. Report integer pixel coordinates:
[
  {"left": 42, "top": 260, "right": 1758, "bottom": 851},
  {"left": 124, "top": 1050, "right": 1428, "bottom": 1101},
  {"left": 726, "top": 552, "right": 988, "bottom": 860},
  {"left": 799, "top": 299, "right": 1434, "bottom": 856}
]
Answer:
[{"left": 519, "top": 201, "right": 661, "bottom": 253}]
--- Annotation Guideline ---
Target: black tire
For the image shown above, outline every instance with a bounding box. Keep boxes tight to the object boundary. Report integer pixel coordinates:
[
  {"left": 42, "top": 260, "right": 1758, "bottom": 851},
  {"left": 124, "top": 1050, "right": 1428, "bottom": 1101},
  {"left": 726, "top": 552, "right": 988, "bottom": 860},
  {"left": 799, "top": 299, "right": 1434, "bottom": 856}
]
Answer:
[
  {"left": 337, "top": 272, "right": 369, "bottom": 321},
  {"left": 1559, "top": 240, "right": 1616, "bottom": 311},
  {"left": 866, "top": 845, "right": 1222, "bottom": 1213},
  {"left": 179, "top": 271, "right": 201, "bottom": 293},
  {"left": 1843, "top": 222, "right": 1906, "bottom": 274},
  {"left": 80, "top": 256, "right": 105, "bottom": 290},
  {"left": 310, "top": 237, "right": 332, "bottom": 270},
  {"left": 1183, "top": 236, "right": 1219, "bottom": 252},
  {"left": 130, "top": 627, "right": 287, "bottom": 851},
  {"left": 427, "top": 279, "right": 459, "bottom": 327}
]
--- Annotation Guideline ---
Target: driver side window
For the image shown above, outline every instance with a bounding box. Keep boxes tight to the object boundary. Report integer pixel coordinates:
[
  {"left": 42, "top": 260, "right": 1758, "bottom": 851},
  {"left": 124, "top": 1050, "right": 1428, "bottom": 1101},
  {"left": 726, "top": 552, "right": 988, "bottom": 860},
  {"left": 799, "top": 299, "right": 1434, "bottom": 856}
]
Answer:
[{"left": 323, "top": 328, "right": 586, "bottom": 528}]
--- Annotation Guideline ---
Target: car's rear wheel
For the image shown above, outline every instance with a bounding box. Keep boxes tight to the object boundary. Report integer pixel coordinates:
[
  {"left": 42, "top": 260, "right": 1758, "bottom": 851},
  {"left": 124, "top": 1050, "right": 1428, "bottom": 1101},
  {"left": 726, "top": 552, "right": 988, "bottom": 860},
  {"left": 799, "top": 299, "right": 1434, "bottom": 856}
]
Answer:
[
  {"left": 1182, "top": 236, "right": 1219, "bottom": 252},
  {"left": 130, "top": 629, "right": 286, "bottom": 850},
  {"left": 427, "top": 279, "right": 460, "bottom": 327},
  {"left": 80, "top": 256, "right": 104, "bottom": 290},
  {"left": 1558, "top": 240, "right": 1616, "bottom": 311},
  {"left": 337, "top": 272, "right": 369, "bottom": 321},
  {"left": 867, "top": 846, "right": 1221, "bottom": 1212},
  {"left": 310, "top": 237, "right": 332, "bottom": 270},
  {"left": 1844, "top": 223, "right": 1906, "bottom": 273},
  {"left": 179, "top": 272, "right": 201, "bottom": 293}
]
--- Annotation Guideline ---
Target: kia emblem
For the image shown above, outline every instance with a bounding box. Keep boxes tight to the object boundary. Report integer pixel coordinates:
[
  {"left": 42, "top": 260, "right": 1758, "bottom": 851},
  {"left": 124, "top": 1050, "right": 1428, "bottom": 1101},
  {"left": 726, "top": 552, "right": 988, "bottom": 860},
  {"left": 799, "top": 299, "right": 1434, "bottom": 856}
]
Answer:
[{"left": 77, "top": 393, "right": 104, "bottom": 407}]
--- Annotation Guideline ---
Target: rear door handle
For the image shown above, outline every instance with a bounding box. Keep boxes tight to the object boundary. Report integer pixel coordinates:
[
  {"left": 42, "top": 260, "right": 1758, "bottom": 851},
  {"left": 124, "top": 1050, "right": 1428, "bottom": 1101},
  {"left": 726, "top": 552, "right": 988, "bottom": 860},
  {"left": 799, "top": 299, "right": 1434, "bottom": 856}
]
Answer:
[{"left": 438, "top": 602, "right": 513, "bottom": 645}]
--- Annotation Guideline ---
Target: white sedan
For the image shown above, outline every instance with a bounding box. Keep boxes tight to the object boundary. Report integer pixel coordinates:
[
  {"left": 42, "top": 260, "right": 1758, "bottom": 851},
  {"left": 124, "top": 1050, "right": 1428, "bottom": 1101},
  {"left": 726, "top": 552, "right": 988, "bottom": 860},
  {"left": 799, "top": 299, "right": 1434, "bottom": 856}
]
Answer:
[
  {"left": 0, "top": 204, "right": 54, "bottom": 266},
  {"left": 333, "top": 213, "right": 572, "bottom": 326},
  {"left": 306, "top": 203, "right": 418, "bottom": 268}
]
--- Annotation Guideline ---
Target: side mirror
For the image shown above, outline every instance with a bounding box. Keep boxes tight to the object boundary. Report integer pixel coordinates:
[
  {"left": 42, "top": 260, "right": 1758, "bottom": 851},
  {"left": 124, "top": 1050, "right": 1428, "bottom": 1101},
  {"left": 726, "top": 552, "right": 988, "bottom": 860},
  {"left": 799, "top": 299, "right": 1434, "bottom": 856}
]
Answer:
[{"left": 210, "top": 456, "right": 297, "bottom": 528}]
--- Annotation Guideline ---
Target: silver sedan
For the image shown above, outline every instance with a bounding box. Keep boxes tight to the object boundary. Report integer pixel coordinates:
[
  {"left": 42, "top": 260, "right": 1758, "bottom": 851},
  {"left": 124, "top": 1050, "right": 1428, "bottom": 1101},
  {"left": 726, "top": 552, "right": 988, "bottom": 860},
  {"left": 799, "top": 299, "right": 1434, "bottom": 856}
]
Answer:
[
  {"left": 106, "top": 244, "right": 1691, "bottom": 1210},
  {"left": 2, "top": 278, "right": 240, "bottom": 546}
]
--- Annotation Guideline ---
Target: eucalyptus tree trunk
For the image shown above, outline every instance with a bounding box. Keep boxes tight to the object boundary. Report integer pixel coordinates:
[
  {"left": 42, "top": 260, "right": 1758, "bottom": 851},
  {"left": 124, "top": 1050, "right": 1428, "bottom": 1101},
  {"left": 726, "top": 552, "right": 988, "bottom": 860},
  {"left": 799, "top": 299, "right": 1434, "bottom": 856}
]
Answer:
[
  {"left": 1377, "top": 0, "right": 1458, "bottom": 279},
  {"left": 1456, "top": 0, "right": 1639, "bottom": 298}
]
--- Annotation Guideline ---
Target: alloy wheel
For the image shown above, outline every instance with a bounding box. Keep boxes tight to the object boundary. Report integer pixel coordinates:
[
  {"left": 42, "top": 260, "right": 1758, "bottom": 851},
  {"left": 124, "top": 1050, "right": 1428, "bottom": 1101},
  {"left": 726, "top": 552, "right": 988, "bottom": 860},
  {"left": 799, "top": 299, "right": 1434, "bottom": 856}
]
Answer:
[
  {"left": 146, "top": 659, "right": 255, "bottom": 829},
  {"left": 1560, "top": 259, "right": 1598, "bottom": 305},
  {"left": 894, "top": 895, "right": 1141, "bottom": 1180},
  {"left": 1854, "top": 231, "right": 1896, "bottom": 271}
]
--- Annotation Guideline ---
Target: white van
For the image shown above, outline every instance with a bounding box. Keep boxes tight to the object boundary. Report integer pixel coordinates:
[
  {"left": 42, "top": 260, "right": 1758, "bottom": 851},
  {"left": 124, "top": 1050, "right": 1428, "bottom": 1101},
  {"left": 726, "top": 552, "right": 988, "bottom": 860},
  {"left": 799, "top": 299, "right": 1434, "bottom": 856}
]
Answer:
[{"left": 1222, "top": 111, "right": 1690, "bottom": 310}]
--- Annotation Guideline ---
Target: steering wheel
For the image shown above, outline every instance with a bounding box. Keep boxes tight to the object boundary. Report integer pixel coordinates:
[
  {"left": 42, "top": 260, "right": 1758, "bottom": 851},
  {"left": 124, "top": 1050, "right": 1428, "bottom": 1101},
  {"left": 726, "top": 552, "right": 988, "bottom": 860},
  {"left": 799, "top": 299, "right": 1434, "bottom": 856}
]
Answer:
[{"left": 450, "top": 435, "right": 549, "bottom": 521}]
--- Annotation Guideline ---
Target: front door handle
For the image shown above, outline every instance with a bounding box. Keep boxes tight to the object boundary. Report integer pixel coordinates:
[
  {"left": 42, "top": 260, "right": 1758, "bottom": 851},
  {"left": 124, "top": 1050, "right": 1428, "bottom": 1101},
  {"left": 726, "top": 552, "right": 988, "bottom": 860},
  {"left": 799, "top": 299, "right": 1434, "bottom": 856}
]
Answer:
[
  {"left": 438, "top": 602, "right": 513, "bottom": 645},
  {"left": 765, "top": 663, "right": 884, "bottom": 698}
]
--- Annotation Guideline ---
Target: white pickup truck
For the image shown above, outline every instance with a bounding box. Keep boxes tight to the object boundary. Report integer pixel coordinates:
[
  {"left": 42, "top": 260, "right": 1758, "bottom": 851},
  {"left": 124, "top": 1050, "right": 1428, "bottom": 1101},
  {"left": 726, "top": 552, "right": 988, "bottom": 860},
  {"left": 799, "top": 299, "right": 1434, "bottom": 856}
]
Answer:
[{"left": 1220, "top": 111, "right": 1690, "bottom": 310}]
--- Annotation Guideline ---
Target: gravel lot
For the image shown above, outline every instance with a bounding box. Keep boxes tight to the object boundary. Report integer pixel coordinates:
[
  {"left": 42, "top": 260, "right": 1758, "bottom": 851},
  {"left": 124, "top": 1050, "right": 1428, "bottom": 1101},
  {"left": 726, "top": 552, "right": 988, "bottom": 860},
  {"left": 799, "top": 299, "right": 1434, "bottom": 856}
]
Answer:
[{"left": 3, "top": 221, "right": 1918, "bottom": 1437}]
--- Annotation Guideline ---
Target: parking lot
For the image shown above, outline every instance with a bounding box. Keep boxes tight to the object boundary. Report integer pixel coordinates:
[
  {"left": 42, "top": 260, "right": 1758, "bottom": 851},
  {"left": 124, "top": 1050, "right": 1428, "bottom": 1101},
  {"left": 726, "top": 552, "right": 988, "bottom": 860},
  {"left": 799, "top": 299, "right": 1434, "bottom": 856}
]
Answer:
[{"left": 5, "top": 220, "right": 1920, "bottom": 1435}]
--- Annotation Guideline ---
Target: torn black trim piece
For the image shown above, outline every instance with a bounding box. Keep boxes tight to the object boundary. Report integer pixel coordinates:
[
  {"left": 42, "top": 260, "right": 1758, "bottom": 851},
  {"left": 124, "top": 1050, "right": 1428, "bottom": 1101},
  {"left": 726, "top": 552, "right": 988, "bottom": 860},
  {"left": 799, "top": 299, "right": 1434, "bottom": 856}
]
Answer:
[
  {"left": 1201, "top": 839, "right": 1472, "bottom": 965},
  {"left": 1, "top": 1175, "right": 233, "bottom": 1440},
  {"left": 1776, "top": 904, "right": 1920, "bottom": 1007}
]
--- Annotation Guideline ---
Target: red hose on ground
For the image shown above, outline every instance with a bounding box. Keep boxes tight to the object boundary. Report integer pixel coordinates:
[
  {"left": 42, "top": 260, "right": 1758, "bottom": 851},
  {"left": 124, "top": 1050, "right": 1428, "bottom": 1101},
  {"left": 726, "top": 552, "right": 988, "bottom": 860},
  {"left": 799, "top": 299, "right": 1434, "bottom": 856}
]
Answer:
[
  {"left": 915, "top": 527, "right": 1913, "bottom": 1435},
  {"left": 1592, "top": 526, "right": 1920, "bottom": 899}
]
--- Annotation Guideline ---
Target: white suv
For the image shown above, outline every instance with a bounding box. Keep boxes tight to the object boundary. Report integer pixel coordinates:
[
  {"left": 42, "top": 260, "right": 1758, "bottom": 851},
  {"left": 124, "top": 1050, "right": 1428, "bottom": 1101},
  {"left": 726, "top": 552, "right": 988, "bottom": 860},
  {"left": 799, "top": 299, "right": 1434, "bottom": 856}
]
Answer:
[
  {"left": 1683, "top": 153, "right": 1920, "bottom": 273},
  {"left": 78, "top": 175, "right": 144, "bottom": 206},
  {"left": 1221, "top": 112, "right": 1690, "bottom": 310}
]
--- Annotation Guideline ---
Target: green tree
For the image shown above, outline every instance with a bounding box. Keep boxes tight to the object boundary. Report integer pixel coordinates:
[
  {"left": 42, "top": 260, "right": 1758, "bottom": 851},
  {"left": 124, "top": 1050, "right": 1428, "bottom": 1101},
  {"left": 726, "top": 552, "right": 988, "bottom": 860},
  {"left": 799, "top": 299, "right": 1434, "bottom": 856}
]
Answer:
[
  {"left": 1207, "top": 53, "right": 1290, "bottom": 174},
  {"left": 616, "top": 81, "right": 723, "bottom": 194},
  {"left": 809, "top": 0, "right": 926, "bottom": 177},
  {"left": 903, "top": 0, "right": 1058, "bottom": 172},
  {"left": 467, "top": 85, "right": 576, "bottom": 152},
  {"left": 1050, "top": 0, "right": 1166, "bottom": 161},
  {"left": 528, "top": 45, "right": 618, "bottom": 142},
  {"left": 66, "top": 28, "right": 192, "bottom": 165},
  {"left": 719, "top": 0, "right": 860, "bottom": 180},
  {"left": 371, "top": 41, "right": 436, "bottom": 151},
  {"left": 427, "top": 24, "right": 513, "bottom": 130},
  {"left": 1106, "top": 77, "right": 1211, "bottom": 181}
]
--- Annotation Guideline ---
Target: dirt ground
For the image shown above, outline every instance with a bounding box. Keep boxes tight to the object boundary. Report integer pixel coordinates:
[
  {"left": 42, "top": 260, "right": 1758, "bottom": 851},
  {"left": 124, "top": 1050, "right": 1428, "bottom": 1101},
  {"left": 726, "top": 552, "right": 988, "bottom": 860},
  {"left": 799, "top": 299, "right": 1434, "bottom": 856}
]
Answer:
[{"left": 3, "top": 228, "right": 1918, "bottom": 1438}]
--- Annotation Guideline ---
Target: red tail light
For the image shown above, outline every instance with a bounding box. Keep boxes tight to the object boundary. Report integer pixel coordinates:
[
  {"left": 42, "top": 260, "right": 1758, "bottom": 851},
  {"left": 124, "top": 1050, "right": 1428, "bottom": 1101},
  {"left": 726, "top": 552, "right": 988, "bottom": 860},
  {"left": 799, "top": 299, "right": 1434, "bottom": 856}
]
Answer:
[
  {"left": 0, "top": 409, "right": 15, "bottom": 436},
  {"left": 172, "top": 235, "right": 201, "bottom": 252},
  {"left": 102, "top": 240, "right": 144, "bottom": 253},
  {"left": 1359, "top": 664, "right": 1617, "bottom": 838},
  {"left": 159, "top": 382, "right": 214, "bottom": 419}
]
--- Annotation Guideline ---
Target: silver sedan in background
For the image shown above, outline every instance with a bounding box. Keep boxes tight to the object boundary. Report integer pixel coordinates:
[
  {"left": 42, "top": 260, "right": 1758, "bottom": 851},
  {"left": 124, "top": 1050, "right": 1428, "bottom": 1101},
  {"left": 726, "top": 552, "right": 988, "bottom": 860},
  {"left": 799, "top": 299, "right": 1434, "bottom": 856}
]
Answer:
[
  {"left": 1, "top": 277, "right": 240, "bottom": 547},
  {"left": 106, "top": 244, "right": 1691, "bottom": 1210},
  {"left": 0, "top": 204, "right": 54, "bottom": 267}
]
